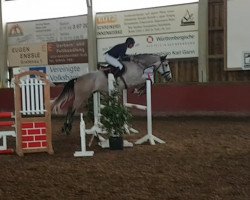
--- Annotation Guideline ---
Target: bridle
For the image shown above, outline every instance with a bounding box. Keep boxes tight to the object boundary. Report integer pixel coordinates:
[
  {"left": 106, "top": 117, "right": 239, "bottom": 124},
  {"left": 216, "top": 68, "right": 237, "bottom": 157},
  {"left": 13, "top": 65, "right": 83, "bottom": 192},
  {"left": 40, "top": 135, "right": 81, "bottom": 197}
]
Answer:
[
  {"left": 157, "top": 60, "right": 171, "bottom": 79},
  {"left": 129, "top": 54, "right": 172, "bottom": 81},
  {"left": 144, "top": 59, "right": 171, "bottom": 80}
]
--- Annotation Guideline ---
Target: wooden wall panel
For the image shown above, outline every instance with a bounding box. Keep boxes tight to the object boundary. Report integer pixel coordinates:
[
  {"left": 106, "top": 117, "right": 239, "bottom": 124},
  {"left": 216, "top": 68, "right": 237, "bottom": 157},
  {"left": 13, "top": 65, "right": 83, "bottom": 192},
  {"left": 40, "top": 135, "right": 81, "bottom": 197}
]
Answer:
[
  {"left": 208, "top": 31, "right": 224, "bottom": 55},
  {"left": 162, "top": 0, "right": 250, "bottom": 84},
  {"left": 208, "top": 0, "right": 250, "bottom": 82}
]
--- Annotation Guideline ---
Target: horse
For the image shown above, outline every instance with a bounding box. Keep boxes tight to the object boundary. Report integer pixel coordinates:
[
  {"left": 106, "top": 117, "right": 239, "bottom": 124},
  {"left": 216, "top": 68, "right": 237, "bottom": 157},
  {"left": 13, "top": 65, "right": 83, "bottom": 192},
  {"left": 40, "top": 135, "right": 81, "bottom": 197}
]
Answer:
[{"left": 51, "top": 53, "right": 172, "bottom": 134}]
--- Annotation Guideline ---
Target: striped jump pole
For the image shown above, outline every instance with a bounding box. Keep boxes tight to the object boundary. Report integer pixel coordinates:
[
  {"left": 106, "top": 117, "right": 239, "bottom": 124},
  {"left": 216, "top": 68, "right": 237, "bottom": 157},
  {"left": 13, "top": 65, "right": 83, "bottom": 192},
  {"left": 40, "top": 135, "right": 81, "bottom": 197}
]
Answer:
[{"left": 0, "top": 112, "right": 16, "bottom": 154}]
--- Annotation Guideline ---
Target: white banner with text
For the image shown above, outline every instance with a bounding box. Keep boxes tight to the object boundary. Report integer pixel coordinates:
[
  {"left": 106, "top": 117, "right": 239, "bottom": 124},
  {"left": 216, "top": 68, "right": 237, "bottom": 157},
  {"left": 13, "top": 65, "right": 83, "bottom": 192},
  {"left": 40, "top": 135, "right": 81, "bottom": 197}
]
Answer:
[{"left": 96, "top": 3, "right": 198, "bottom": 60}]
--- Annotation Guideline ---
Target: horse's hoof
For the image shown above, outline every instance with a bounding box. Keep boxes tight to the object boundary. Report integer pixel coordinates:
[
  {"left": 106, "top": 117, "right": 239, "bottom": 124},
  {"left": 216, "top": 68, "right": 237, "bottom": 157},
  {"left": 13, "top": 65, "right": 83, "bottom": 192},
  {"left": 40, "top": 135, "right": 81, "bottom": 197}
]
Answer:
[
  {"left": 62, "top": 126, "right": 71, "bottom": 135},
  {"left": 132, "top": 88, "right": 140, "bottom": 94},
  {"left": 65, "top": 129, "right": 70, "bottom": 135},
  {"left": 61, "top": 127, "right": 66, "bottom": 134}
]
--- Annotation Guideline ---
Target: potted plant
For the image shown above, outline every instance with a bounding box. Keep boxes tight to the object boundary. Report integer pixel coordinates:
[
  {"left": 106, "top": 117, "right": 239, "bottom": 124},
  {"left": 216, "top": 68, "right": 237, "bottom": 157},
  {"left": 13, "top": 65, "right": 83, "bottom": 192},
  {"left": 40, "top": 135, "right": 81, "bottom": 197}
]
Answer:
[{"left": 100, "top": 84, "right": 132, "bottom": 150}]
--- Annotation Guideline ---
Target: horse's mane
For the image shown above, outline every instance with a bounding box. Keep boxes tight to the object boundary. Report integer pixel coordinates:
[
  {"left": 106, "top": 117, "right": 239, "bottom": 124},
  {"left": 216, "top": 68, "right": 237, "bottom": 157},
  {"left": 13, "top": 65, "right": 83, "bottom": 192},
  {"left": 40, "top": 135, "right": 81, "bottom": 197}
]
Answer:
[
  {"left": 129, "top": 53, "right": 161, "bottom": 66},
  {"left": 130, "top": 53, "right": 158, "bottom": 59}
]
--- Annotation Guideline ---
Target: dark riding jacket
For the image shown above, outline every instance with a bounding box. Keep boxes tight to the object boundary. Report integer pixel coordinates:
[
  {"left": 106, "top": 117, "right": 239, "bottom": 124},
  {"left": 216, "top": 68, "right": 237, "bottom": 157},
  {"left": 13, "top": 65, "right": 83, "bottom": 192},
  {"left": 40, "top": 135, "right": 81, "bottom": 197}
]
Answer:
[{"left": 105, "top": 43, "right": 127, "bottom": 59}]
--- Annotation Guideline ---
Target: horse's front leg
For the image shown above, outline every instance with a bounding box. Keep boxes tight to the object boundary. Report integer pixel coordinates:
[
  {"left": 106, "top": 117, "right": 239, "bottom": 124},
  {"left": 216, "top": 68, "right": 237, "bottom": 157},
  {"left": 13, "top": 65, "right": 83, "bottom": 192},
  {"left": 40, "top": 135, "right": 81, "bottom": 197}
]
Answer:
[
  {"left": 62, "top": 107, "right": 76, "bottom": 135},
  {"left": 132, "top": 83, "right": 146, "bottom": 96}
]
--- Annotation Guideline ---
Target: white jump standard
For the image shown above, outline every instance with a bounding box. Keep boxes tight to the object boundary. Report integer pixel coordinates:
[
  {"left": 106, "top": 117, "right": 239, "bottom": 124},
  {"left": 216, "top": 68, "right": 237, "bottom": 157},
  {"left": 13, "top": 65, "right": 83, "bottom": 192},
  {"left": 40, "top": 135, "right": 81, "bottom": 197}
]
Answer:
[
  {"left": 74, "top": 113, "right": 94, "bottom": 157},
  {"left": 123, "top": 79, "right": 165, "bottom": 145}
]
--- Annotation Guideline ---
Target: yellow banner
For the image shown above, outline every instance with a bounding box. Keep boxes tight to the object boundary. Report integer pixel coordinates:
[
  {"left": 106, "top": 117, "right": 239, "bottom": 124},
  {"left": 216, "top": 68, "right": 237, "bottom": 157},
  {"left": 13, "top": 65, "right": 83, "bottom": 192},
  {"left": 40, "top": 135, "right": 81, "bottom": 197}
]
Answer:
[{"left": 8, "top": 43, "right": 48, "bottom": 67}]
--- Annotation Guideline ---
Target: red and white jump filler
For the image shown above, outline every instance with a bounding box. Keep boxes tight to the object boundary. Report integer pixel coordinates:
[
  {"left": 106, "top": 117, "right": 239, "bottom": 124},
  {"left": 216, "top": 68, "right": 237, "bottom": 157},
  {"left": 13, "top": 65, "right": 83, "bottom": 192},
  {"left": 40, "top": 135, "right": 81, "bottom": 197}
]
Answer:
[{"left": 0, "top": 112, "right": 15, "bottom": 154}]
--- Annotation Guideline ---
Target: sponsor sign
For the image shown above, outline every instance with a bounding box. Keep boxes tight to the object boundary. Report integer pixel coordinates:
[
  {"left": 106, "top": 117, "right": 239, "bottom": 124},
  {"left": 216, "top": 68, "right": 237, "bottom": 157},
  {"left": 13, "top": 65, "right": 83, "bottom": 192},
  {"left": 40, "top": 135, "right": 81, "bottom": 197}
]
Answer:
[
  {"left": 243, "top": 52, "right": 250, "bottom": 69},
  {"left": 47, "top": 64, "right": 89, "bottom": 82},
  {"left": 47, "top": 39, "right": 88, "bottom": 65},
  {"left": 13, "top": 64, "right": 89, "bottom": 83},
  {"left": 227, "top": 0, "right": 250, "bottom": 70},
  {"left": 98, "top": 31, "right": 198, "bottom": 61},
  {"left": 96, "top": 3, "right": 198, "bottom": 60},
  {"left": 7, "top": 15, "right": 88, "bottom": 45},
  {"left": 96, "top": 3, "right": 198, "bottom": 38},
  {"left": 7, "top": 15, "right": 89, "bottom": 69},
  {"left": 8, "top": 43, "right": 48, "bottom": 67},
  {"left": 7, "top": 15, "right": 89, "bottom": 82}
]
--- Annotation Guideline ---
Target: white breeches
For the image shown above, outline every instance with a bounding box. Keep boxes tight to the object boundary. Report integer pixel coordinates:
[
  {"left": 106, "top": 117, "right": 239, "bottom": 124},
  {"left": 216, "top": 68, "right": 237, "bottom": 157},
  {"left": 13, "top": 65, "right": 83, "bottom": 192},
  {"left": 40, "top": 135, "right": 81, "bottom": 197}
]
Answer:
[{"left": 105, "top": 54, "right": 123, "bottom": 70}]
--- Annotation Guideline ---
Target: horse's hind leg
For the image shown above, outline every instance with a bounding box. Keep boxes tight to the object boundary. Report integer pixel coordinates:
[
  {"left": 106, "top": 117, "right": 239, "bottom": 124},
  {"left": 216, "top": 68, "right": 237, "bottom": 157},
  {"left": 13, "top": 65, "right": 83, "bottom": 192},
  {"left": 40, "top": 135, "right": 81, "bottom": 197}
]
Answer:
[
  {"left": 61, "top": 91, "right": 89, "bottom": 135},
  {"left": 62, "top": 107, "right": 76, "bottom": 135}
]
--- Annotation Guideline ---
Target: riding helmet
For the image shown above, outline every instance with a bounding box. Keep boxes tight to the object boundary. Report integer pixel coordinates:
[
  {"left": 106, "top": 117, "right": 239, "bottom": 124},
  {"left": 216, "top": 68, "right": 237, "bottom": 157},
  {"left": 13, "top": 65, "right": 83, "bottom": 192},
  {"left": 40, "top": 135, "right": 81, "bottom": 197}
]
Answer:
[{"left": 125, "top": 37, "right": 135, "bottom": 45}]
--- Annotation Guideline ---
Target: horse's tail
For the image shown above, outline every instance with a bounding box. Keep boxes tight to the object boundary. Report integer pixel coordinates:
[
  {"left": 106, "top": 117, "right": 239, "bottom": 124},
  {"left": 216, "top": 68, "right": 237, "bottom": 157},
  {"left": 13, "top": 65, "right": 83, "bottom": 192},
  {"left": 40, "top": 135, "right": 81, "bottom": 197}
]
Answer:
[{"left": 51, "top": 78, "right": 77, "bottom": 114}]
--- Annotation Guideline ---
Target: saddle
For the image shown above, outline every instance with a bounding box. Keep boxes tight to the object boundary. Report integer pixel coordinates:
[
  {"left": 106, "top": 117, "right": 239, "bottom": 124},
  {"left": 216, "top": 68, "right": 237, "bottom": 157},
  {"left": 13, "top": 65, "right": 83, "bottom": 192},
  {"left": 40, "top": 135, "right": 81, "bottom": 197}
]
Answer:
[
  {"left": 98, "top": 63, "right": 128, "bottom": 89},
  {"left": 98, "top": 63, "right": 126, "bottom": 79}
]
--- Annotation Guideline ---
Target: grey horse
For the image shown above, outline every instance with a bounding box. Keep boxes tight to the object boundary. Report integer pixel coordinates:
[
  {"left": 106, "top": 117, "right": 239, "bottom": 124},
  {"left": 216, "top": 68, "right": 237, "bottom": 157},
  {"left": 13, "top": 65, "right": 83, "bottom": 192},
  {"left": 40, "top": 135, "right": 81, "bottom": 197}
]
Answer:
[{"left": 51, "top": 54, "right": 172, "bottom": 134}]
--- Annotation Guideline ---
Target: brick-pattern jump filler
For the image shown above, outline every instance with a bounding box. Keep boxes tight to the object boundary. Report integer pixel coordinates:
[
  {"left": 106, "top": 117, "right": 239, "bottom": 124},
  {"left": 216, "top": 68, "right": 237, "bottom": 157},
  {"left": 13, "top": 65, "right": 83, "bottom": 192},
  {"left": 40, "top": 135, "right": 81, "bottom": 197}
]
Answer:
[
  {"left": 21, "top": 122, "right": 48, "bottom": 150},
  {"left": 14, "top": 71, "right": 54, "bottom": 156}
]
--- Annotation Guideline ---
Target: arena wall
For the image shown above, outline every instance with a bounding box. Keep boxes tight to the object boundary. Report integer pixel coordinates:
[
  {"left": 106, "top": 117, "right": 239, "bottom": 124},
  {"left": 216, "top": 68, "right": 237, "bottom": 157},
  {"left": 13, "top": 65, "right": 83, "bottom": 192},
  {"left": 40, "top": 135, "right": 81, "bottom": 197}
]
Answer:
[{"left": 1, "top": 83, "right": 250, "bottom": 116}]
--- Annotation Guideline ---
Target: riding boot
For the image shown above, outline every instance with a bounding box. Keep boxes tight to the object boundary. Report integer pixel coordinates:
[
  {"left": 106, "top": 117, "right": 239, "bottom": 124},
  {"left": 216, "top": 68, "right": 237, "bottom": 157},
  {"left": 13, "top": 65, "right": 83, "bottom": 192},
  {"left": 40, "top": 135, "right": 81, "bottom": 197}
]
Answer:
[{"left": 113, "top": 68, "right": 121, "bottom": 78}]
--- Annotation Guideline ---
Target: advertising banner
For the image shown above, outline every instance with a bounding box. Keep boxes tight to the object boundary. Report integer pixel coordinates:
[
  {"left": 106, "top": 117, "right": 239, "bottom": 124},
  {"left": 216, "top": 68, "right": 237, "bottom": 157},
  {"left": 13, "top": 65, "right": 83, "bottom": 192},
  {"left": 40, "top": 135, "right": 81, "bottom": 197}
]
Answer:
[
  {"left": 6, "top": 4, "right": 199, "bottom": 82},
  {"left": 227, "top": 0, "right": 250, "bottom": 70},
  {"left": 47, "top": 39, "right": 88, "bottom": 65},
  {"left": 13, "top": 64, "right": 89, "bottom": 83},
  {"left": 96, "top": 3, "right": 198, "bottom": 60},
  {"left": 8, "top": 43, "right": 48, "bottom": 67},
  {"left": 97, "top": 31, "right": 198, "bottom": 62},
  {"left": 96, "top": 3, "right": 198, "bottom": 38},
  {"left": 7, "top": 15, "right": 89, "bottom": 80},
  {"left": 7, "top": 15, "right": 88, "bottom": 45}
]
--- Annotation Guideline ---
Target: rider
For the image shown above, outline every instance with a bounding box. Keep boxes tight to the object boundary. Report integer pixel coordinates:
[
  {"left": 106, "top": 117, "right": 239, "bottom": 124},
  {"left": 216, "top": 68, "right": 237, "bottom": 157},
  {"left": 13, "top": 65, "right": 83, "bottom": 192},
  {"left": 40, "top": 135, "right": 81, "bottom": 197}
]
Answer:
[{"left": 105, "top": 37, "right": 135, "bottom": 77}]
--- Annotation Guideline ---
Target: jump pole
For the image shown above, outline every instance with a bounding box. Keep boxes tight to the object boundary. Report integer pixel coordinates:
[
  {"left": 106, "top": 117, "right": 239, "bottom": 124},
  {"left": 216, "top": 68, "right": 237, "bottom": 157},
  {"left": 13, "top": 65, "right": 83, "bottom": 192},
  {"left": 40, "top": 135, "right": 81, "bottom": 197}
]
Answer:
[
  {"left": 0, "top": 112, "right": 16, "bottom": 154},
  {"left": 134, "top": 79, "right": 165, "bottom": 145}
]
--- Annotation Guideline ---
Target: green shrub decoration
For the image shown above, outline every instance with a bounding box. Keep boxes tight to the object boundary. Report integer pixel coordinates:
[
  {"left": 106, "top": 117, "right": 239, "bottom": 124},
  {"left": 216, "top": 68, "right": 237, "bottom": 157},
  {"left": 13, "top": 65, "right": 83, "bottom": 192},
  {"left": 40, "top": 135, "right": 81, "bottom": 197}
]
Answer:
[{"left": 101, "top": 84, "right": 132, "bottom": 137}]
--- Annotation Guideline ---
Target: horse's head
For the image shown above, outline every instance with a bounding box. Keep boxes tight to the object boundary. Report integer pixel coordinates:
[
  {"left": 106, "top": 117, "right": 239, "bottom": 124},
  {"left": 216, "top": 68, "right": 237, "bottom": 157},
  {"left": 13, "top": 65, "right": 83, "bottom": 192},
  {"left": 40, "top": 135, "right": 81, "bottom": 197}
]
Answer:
[
  {"left": 157, "top": 55, "right": 172, "bottom": 81},
  {"left": 130, "top": 54, "right": 172, "bottom": 82}
]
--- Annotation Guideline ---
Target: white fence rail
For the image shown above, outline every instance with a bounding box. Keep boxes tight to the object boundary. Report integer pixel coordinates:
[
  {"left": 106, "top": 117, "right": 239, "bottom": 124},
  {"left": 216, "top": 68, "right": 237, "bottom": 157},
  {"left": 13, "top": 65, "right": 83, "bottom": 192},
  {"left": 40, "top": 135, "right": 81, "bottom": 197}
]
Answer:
[{"left": 20, "top": 78, "right": 46, "bottom": 115}]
